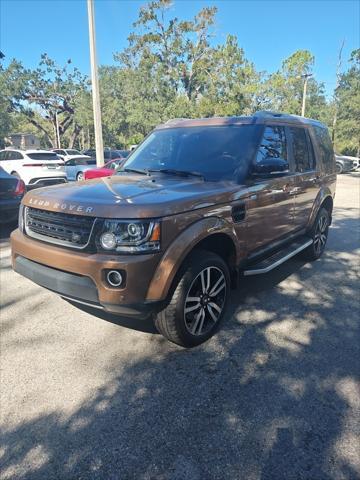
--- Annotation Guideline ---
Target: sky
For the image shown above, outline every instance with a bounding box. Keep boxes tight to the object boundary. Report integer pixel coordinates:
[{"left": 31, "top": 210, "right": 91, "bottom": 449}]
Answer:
[{"left": 0, "top": 0, "right": 359, "bottom": 97}]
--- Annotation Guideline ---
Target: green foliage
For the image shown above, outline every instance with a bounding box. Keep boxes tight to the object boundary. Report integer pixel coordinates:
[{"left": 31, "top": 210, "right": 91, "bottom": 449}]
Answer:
[
  {"left": 334, "top": 49, "right": 360, "bottom": 156},
  {"left": 0, "top": 2, "right": 358, "bottom": 156}
]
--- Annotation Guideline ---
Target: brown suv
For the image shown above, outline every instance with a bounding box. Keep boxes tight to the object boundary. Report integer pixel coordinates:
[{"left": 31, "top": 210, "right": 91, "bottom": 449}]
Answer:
[{"left": 11, "top": 111, "right": 336, "bottom": 347}]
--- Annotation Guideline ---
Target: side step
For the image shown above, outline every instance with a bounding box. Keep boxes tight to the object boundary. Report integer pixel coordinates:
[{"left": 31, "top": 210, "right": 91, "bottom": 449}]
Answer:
[{"left": 243, "top": 237, "right": 313, "bottom": 276}]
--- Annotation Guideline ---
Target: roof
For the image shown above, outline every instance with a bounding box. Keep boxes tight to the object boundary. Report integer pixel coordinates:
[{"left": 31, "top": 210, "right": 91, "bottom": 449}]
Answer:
[
  {"left": 2, "top": 148, "right": 56, "bottom": 154},
  {"left": 156, "top": 111, "right": 326, "bottom": 130}
]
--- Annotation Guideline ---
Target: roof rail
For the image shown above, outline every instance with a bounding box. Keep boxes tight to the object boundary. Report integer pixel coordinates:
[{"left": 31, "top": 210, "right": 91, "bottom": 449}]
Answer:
[
  {"left": 253, "top": 110, "right": 285, "bottom": 118},
  {"left": 165, "top": 118, "right": 191, "bottom": 124}
]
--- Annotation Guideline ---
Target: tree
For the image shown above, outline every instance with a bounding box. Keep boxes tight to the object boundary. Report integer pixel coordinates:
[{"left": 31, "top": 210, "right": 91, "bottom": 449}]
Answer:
[
  {"left": 3, "top": 54, "right": 89, "bottom": 148},
  {"left": 0, "top": 58, "right": 26, "bottom": 147},
  {"left": 115, "top": 0, "right": 217, "bottom": 101},
  {"left": 334, "top": 49, "right": 360, "bottom": 156},
  {"left": 196, "top": 34, "right": 262, "bottom": 117}
]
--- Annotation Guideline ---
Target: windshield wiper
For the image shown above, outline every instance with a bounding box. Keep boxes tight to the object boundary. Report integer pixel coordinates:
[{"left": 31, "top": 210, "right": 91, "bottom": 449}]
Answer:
[
  {"left": 148, "top": 169, "right": 204, "bottom": 179},
  {"left": 122, "top": 167, "right": 150, "bottom": 176}
]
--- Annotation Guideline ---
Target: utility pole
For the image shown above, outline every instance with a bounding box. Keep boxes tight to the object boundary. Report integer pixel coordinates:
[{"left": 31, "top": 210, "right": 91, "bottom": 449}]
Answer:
[
  {"left": 87, "top": 0, "right": 104, "bottom": 166},
  {"left": 301, "top": 73, "right": 313, "bottom": 117},
  {"left": 55, "top": 111, "right": 61, "bottom": 148},
  {"left": 332, "top": 39, "right": 345, "bottom": 143}
]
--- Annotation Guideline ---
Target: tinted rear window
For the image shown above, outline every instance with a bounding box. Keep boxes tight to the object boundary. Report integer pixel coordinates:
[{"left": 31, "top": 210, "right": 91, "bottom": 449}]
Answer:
[
  {"left": 289, "top": 127, "right": 314, "bottom": 172},
  {"left": 312, "top": 125, "right": 334, "bottom": 174},
  {"left": 27, "top": 152, "right": 60, "bottom": 161},
  {"left": 75, "top": 157, "right": 96, "bottom": 165}
]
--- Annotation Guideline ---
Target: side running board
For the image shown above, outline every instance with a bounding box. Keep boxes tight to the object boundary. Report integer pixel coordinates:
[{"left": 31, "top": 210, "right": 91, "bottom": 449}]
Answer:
[{"left": 243, "top": 237, "right": 313, "bottom": 276}]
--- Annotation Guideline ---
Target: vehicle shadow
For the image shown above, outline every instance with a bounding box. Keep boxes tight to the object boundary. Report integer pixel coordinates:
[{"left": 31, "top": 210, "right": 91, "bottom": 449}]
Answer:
[{"left": 1, "top": 217, "right": 359, "bottom": 479}]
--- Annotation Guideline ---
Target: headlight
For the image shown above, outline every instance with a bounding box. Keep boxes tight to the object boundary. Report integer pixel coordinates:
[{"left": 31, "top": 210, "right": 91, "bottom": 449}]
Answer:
[{"left": 98, "top": 220, "right": 160, "bottom": 253}]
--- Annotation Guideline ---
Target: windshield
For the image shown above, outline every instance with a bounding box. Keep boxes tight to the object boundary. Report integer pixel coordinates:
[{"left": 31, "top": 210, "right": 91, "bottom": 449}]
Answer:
[
  {"left": 66, "top": 149, "right": 81, "bottom": 155},
  {"left": 122, "top": 125, "right": 261, "bottom": 181}
]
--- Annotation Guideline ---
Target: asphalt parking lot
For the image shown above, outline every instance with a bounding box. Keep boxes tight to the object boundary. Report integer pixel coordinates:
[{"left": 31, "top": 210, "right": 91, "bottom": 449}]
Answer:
[{"left": 1, "top": 173, "right": 359, "bottom": 480}]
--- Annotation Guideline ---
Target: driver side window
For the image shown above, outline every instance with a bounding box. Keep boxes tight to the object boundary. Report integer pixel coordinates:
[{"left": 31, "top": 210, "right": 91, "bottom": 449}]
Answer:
[{"left": 256, "top": 126, "right": 287, "bottom": 163}]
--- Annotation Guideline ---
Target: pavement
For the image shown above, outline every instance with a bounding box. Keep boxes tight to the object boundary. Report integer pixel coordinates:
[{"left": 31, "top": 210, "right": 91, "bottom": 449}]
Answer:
[{"left": 0, "top": 173, "right": 359, "bottom": 480}]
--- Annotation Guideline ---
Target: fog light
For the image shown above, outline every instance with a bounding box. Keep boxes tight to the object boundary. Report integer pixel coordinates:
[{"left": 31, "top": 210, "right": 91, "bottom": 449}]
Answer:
[
  {"left": 100, "top": 232, "right": 116, "bottom": 250},
  {"left": 106, "top": 270, "right": 123, "bottom": 287}
]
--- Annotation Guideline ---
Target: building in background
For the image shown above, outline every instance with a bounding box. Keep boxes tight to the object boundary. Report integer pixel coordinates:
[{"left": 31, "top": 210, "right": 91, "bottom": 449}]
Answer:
[{"left": 5, "top": 133, "right": 40, "bottom": 150}]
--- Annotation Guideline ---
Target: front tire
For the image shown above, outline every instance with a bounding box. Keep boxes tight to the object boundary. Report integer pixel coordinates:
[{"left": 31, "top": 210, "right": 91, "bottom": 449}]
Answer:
[
  {"left": 155, "top": 250, "right": 230, "bottom": 348},
  {"left": 302, "top": 207, "right": 330, "bottom": 261}
]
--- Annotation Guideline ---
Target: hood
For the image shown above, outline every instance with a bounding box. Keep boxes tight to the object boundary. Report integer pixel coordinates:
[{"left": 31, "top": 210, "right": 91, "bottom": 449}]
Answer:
[{"left": 23, "top": 173, "right": 239, "bottom": 219}]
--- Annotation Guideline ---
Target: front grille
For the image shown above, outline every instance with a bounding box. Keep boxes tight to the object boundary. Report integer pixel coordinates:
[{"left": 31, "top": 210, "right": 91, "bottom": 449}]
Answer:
[{"left": 25, "top": 207, "right": 95, "bottom": 248}]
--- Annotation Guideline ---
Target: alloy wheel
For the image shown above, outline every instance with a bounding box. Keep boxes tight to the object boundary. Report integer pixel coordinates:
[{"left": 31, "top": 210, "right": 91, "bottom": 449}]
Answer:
[
  {"left": 184, "top": 266, "right": 226, "bottom": 336},
  {"left": 314, "top": 213, "right": 328, "bottom": 255}
]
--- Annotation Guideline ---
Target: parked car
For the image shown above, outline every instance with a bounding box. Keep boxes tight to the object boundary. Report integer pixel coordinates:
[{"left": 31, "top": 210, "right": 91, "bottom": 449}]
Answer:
[
  {"left": 84, "top": 158, "right": 127, "bottom": 180},
  {"left": 52, "top": 148, "right": 91, "bottom": 162},
  {"left": 0, "top": 149, "right": 66, "bottom": 189},
  {"left": 11, "top": 111, "right": 336, "bottom": 348},
  {"left": 0, "top": 166, "right": 25, "bottom": 224},
  {"left": 63, "top": 156, "right": 97, "bottom": 181},
  {"left": 335, "top": 154, "right": 356, "bottom": 174},
  {"left": 82, "top": 149, "right": 130, "bottom": 161}
]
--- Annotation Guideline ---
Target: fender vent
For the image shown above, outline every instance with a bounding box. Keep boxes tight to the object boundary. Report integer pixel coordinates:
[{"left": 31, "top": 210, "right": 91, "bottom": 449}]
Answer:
[{"left": 231, "top": 202, "right": 246, "bottom": 223}]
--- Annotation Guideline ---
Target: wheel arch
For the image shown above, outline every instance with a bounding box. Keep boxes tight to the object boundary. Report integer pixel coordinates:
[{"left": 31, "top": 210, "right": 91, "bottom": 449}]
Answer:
[
  {"left": 146, "top": 218, "right": 239, "bottom": 302},
  {"left": 307, "top": 189, "right": 334, "bottom": 230}
]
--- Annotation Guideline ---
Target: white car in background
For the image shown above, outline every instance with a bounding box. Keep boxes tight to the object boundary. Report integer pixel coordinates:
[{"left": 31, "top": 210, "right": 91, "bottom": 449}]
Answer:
[
  {"left": 52, "top": 148, "right": 91, "bottom": 162},
  {"left": 0, "top": 149, "right": 67, "bottom": 189}
]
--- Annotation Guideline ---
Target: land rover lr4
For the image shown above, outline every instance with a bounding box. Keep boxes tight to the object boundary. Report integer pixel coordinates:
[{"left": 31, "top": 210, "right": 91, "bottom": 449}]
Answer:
[{"left": 11, "top": 112, "right": 336, "bottom": 347}]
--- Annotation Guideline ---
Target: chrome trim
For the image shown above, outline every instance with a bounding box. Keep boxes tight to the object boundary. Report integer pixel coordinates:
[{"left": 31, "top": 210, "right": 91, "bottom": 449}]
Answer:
[
  {"left": 244, "top": 239, "right": 313, "bottom": 276},
  {"left": 29, "top": 177, "right": 67, "bottom": 185}
]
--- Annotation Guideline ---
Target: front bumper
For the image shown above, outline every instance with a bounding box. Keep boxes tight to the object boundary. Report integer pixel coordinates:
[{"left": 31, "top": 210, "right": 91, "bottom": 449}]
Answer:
[{"left": 11, "top": 229, "right": 163, "bottom": 317}]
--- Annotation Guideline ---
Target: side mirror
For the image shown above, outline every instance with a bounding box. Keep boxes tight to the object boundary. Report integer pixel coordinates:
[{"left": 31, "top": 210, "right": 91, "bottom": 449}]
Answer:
[{"left": 252, "top": 157, "right": 289, "bottom": 175}]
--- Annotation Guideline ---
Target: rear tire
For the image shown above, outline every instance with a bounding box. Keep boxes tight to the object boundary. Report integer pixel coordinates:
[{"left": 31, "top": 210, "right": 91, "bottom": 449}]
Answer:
[
  {"left": 76, "top": 172, "right": 84, "bottom": 181},
  {"left": 301, "top": 207, "right": 330, "bottom": 261},
  {"left": 154, "top": 250, "right": 230, "bottom": 348},
  {"left": 336, "top": 162, "right": 343, "bottom": 174}
]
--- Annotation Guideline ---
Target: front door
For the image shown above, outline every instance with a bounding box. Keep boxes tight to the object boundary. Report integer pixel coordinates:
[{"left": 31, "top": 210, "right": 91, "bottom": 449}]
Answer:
[
  {"left": 65, "top": 159, "right": 76, "bottom": 180},
  {"left": 245, "top": 125, "right": 297, "bottom": 254}
]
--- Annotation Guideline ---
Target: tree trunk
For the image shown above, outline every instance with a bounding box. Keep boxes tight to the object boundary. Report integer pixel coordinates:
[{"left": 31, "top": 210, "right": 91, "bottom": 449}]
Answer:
[{"left": 69, "top": 124, "right": 81, "bottom": 148}]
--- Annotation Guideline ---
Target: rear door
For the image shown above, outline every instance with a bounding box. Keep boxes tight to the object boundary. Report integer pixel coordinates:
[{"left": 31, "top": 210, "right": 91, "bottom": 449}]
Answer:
[
  {"left": 245, "top": 124, "right": 297, "bottom": 252},
  {"left": 288, "top": 126, "right": 320, "bottom": 229}
]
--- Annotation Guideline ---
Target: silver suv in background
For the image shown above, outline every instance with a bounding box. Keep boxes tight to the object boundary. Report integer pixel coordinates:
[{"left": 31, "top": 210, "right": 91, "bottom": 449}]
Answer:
[{"left": 335, "top": 153, "right": 359, "bottom": 174}]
